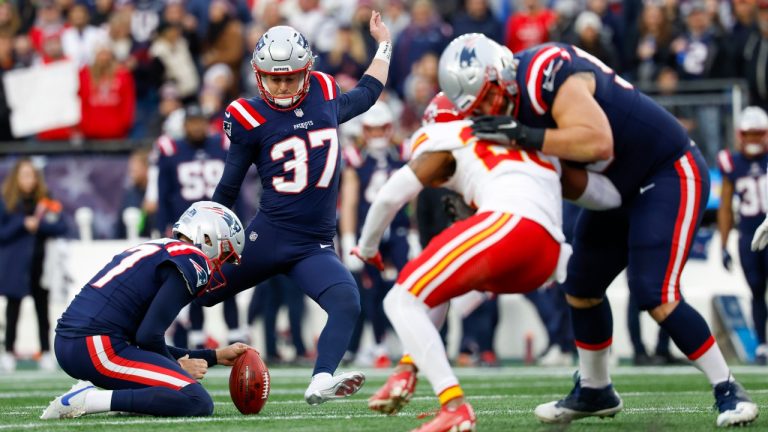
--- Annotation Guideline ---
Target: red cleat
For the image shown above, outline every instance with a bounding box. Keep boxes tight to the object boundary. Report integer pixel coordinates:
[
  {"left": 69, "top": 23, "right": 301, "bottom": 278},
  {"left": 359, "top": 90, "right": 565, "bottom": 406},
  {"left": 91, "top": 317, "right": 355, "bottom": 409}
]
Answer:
[
  {"left": 374, "top": 354, "right": 392, "bottom": 369},
  {"left": 368, "top": 369, "right": 418, "bottom": 415},
  {"left": 412, "top": 403, "right": 477, "bottom": 432}
]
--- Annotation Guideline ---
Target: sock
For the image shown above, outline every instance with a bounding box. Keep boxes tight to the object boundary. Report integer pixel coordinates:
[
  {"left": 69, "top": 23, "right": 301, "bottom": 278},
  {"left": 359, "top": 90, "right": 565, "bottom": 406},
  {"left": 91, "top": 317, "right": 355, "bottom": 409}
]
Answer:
[
  {"left": 84, "top": 390, "right": 112, "bottom": 414},
  {"left": 313, "top": 283, "right": 361, "bottom": 375},
  {"left": 310, "top": 372, "right": 332, "bottom": 386},
  {"left": 398, "top": 354, "right": 415, "bottom": 366},
  {"left": 659, "top": 302, "right": 730, "bottom": 385},
  {"left": 437, "top": 384, "right": 464, "bottom": 407},
  {"left": 571, "top": 299, "right": 613, "bottom": 388},
  {"left": 383, "top": 285, "right": 459, "bottom": 399}
]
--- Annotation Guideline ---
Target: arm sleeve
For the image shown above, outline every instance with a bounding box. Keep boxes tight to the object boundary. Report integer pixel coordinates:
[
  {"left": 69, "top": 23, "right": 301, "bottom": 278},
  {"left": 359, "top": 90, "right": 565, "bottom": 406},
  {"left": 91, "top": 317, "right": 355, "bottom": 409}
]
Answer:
[
  {"left": 134, "top": 264, "right": 195, "bottom": 361},
  {"left": 212, "top": 137, "right": 251, "bottom": 209},
  {"left": 358, "top": 165, "right": 424, "bottom": 257},
  {"left": 338, "top": 74, "right": 384, "bottom": 124}
]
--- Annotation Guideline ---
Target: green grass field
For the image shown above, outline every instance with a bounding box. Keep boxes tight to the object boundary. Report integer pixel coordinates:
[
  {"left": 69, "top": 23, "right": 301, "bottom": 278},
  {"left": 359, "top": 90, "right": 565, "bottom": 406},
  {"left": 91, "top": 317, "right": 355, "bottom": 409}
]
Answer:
[{"left": 0, "top": 365, "right": 766, "bottom": 431}]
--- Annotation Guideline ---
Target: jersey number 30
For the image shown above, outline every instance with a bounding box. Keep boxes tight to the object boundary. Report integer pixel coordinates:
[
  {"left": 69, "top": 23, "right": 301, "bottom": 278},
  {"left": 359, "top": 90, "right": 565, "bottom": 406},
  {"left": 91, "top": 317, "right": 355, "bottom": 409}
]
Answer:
[{"left": 271, "top": 128, "right": 339, "bottom": 194}]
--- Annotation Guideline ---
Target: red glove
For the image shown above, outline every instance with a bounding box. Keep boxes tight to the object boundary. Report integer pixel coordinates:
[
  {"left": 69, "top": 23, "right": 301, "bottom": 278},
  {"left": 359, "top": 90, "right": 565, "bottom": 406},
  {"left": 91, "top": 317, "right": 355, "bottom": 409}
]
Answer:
[{"left": 350, "top": 246, "right": 384, "bottom": 271}]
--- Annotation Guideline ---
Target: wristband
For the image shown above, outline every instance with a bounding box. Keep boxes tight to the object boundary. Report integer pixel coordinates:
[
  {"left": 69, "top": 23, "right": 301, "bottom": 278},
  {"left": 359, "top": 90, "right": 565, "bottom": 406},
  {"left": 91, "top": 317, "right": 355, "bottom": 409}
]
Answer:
[
  {"left": 521, "top": 126, "right": 546, "bottom": 151},
  {"left": 374, "top": 41, "right": 392, "bottom": 64}
]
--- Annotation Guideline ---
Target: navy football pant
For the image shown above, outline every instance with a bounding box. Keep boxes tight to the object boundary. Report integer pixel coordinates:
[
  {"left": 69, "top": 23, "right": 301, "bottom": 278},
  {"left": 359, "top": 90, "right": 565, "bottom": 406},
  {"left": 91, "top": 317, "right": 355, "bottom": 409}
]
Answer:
[
  {"left": 738, "top": 235, "right": 768, "bottom": 345},
  {"left": 563, "top": 149, "right": 710, "bottom": 309},
  {"left": 54, "top": 334, "right": 212, "bottom": 416},
  {"left": 199, "top": 215, "right": 360, "bottom": 376}
]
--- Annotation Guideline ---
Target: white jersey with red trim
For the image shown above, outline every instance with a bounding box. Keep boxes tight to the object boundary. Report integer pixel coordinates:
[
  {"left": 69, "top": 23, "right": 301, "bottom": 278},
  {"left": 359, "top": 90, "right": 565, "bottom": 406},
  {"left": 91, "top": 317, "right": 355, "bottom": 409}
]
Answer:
[{"left": 409, "top": 120, "right": 564, "bottom": 242}]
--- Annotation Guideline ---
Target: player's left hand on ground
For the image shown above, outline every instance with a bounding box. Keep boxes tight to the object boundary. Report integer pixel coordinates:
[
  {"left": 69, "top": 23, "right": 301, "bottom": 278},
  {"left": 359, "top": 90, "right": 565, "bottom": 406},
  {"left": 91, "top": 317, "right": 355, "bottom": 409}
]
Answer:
[
  {"left": 721, "top": 248, "right": 732, "bottom": 271},
  {"left": 752, "top": 218, "right": 768, "bottom": 251},
  {"left": 471, "top": 115, "right": 528, "bottom": 147},
  {"left": 369, "top": 10, "right": 391, "bottom": 43},
  {"left": 351, "top": 246, "right": 384, "bottom": 271},
  {"left": 216, "top": 342, "right": 251, "bottom": 366},
  {"left": 178, "top": 354, "right": 208, "bottom": 379}
]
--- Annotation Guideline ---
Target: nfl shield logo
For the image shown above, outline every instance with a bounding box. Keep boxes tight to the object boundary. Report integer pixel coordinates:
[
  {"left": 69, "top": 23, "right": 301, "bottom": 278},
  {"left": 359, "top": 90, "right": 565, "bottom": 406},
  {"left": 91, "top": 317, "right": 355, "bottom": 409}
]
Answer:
[
  {"left": 223, "top": 121, "right": 232, "bottom": 136},
  {"left": 294, "top": 108, "right": 304, "bottom": 117}
]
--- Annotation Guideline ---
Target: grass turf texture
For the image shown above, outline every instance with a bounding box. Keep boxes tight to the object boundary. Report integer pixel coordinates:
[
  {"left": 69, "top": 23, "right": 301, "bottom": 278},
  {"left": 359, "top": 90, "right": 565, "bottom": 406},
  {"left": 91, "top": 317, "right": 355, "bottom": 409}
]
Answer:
[{"left": 0, "top": 366, "right": 766, "bottom": 431}]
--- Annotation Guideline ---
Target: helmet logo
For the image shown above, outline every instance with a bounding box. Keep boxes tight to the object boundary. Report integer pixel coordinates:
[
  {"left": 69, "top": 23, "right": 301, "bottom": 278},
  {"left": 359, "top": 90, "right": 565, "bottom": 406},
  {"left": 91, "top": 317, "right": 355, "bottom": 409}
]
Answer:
[
  {"left": 272, "top": 65, "right": 291, "bottom": 72},
  {"left": 459, "top": 46, "right": 479, "bottom": 68}
]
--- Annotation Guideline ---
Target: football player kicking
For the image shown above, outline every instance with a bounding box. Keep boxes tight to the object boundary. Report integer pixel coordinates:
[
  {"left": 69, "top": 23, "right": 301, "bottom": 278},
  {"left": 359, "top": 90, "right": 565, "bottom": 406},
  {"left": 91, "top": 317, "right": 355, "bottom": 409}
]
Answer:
[
  {"left": 456, "top": 34, "right": 756, "bottom": 426},
  {"left": 353, "top": 92, "right": 622, "bottom": 432},
  {"left": 195, "top": 13, "right": 392, "bottom": 405},
  {"left": 41, "top": 202, "right": 248, "bottom": 419}
]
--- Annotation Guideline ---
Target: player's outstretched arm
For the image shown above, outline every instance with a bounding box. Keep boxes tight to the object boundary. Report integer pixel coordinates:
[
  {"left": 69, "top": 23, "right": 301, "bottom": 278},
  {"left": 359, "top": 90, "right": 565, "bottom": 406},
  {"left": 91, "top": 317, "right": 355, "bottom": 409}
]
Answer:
[
  {"left": 560, "top": 164, "right": 621, "bottom": 210},
  {"left": 364, "top": 10, "right": 391, "bottom": 86}
]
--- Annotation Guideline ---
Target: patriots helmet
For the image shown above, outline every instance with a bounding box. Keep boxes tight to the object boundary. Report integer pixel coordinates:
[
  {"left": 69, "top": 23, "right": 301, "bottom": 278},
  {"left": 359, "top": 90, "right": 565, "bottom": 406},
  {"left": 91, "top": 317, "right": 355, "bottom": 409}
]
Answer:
[
  {"left": 438, "top": 33, "right": 517, "bottom": 116},
  {"left": 738, "top": 106, "right": 768, "bottom": 156},
  {"left": 173, "top": 201, "right": 245, "bottom": 291},
  {"left": 251, "top": 25, "right": 314, "bottom": 110},
  {"left": 422, "top": 92, "right": 464, "bottom": 125}
]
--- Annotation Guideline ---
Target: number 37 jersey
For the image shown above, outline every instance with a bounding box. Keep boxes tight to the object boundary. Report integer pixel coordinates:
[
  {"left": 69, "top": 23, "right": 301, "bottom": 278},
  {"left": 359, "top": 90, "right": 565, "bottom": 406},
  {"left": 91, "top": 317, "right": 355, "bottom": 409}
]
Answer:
[{"left": 409, "top": 119, "right": 564, "bottom": 243}]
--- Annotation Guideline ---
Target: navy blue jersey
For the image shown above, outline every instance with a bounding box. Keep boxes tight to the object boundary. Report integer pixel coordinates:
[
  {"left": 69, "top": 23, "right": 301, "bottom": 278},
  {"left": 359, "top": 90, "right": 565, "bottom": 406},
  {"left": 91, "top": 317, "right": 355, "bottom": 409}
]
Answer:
[
  {"left": 717, "top": 150, "right": 768, "bottom": 234},
  {"left": 513, "top": 43, "right": 691, "bottom": 197},
  {"left": 214, "top": 72, "right": 383, "bottom": 240},
  {"left": 344, "top": 145, "right": 410, "bottom": 234},
  {"left": 155, "top": 134, "right": 229, "bottom": 232},
  {"left": 57, "top": 239, "right": 212, "bottom": 340}
]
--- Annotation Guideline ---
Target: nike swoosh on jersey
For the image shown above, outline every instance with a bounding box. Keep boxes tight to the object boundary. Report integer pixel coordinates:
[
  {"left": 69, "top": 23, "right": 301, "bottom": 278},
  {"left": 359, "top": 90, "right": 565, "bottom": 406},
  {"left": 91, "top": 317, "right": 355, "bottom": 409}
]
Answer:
[
  {"left": 320, "top": 244, "right": 333, "bottom": 249},
  {"left": 224, "top": 111, "right": 231, "bottom": 118},
  {"left": 639, "top": 183, "right": 656, "bottom": 194},
  {"left": 61, "top": 385, "right": 95, "bottom": 406}
]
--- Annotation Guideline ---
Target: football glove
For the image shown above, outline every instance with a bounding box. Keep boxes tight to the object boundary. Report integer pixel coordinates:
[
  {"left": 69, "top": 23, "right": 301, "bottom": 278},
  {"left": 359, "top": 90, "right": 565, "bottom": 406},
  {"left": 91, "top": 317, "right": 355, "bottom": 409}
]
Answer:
[
  {"left": 350, "top": 246, "right": 384, "bottom": 271},
  {"left": 471, "top": 115, "right": 545, "bottom": 150},
  {"left": 752, "top": 217, "right": 768, "bottom": 251},
  {"left": 721, "top": 248, "right": 732, "bottom": 272}
]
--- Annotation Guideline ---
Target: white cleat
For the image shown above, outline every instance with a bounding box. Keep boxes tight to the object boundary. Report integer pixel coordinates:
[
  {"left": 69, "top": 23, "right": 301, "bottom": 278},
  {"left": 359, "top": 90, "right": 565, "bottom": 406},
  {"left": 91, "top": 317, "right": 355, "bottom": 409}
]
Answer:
[
  {"left": 714, "top": 380, "right": 759, "bottom": 427},
  {"left": 716, "top": 402, "right": 759, "bottom": 427},
  {"left": 40, "top": 380, "right": 96, "bottom": 419},
  {"left": 304, "top": 371, "right": 366, "bottom": 405}
]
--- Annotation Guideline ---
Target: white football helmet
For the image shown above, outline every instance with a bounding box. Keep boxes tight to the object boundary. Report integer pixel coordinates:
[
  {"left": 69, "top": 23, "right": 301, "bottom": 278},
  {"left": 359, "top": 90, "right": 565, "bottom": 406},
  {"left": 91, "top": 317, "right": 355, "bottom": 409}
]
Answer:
[
  {"left": 738, "top": 106, "right": 768, "bottom": 156},
  {"left": 438, "top": 33, "right": 518, "bottom": 116},
  {"left": 251, "top": 25, "right": 314, "bottom": 110},
  {"left": 361, "top": 102, "right": 394, "bottom": 151},
  {"left": 173, "top": 201, "right": 245, "bottom": 291}
]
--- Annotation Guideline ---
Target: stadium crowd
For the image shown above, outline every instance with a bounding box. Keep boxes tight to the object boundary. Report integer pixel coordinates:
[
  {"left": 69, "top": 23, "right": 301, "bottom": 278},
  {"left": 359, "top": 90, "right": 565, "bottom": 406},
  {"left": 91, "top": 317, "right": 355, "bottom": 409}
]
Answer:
[{"left": 1, "top": 0, "right": 768, "bottom": 371}]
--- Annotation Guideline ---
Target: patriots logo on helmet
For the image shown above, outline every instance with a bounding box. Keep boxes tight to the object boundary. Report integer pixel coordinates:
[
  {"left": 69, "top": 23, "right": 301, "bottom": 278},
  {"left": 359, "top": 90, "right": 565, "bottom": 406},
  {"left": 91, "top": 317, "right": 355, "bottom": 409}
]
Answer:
[
  {"left": 459, "top": 46, "right": 478, "bottom": 68},
  {"left": 203, "top": 206, "right": 243, "bottom": 237},
  {"left": 190, "top": 258, "right": 209, "bottom": 288},
  {"left": 294, "top": 32, "right": 309, "bottom": 49},
  {"left": 255, "top": 37, "right": 266, "bottom": 52}
]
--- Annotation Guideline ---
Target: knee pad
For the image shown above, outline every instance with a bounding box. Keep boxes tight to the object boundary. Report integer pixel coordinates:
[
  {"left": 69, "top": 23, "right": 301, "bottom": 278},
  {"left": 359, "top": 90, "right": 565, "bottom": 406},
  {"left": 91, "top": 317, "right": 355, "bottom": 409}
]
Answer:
[{"left": 180, "top": 384, "right": 214, "bottom": 416}]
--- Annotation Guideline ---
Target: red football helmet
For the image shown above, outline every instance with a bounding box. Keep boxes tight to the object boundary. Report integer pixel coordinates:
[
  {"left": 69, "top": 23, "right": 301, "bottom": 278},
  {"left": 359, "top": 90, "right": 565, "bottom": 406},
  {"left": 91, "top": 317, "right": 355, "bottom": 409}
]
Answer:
[{"left": 422, "top": 92, "right": 464, "bottom": 125}]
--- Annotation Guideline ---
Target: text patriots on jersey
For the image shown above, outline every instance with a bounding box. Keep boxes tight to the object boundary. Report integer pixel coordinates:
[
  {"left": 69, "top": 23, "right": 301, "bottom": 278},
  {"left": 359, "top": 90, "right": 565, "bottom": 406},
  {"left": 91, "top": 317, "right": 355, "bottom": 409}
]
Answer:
[{"left": 294, "top": 120, "right": 314, "bottom": 130}]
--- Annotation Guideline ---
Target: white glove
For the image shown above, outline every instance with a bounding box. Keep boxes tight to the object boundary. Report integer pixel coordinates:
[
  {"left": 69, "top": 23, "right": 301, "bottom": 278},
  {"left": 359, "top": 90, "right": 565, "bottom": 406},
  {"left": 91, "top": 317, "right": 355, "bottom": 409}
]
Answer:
[
  {"left": 752, "top": 217, "right": 768, "bottom": 251},
  {"left": 341, "top": 233, "right": 364, "bottom": 272}
]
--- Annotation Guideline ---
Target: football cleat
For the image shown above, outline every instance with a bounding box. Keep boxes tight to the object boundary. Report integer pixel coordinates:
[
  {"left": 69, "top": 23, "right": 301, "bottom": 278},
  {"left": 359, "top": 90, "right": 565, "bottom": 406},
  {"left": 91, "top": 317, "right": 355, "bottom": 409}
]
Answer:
[
  {"left": 304, "top": 371, "right": 365, "bottom": 405},
  {"left": 412, "top": 402, "right": 476, "bottom": 432},
  {"left": 714, "top": 380, "right": 758, "bottom": 427},
  {"left": 40, "top": 380, "right": 95, "bottom": 419},
  {"left": 534, "top": 372, "right": 623, "bottom": 423},
  {"left": 368, "top": 368, "right": 418, "bottom": 415}
]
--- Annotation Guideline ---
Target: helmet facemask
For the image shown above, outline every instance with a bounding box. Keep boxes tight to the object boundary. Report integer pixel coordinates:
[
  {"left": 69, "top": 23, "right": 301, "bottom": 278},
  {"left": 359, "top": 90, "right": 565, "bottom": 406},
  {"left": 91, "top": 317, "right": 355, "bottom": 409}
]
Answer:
[
  {"left": 253, "top": 64, "right": 313, "bottom": 110},
  {"left": 251, "top": 25, "right": 314, "bottom": 111}
]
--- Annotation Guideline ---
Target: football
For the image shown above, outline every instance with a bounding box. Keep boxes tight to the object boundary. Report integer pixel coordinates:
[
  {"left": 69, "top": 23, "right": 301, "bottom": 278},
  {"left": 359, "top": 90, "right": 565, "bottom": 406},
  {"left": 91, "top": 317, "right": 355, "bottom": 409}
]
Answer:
[{"left": 229, "top": 349, "right": 270, "bottom": 414}]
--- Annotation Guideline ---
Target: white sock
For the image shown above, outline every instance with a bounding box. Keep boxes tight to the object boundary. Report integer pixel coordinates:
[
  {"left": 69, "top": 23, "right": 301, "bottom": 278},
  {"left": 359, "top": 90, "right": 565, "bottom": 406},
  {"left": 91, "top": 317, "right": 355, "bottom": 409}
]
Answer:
[
  {"left": 577, "top": 346, "right": 611, "bottom": 388},
  {"left": 311, "top": 372, "right": 332, "bottom": 383},
  {"left": 84, "top": 390, "right": 113, "bottom": 414},
  {"left": 693, "top": 343, "right": 731, "bottom": 386},
  {"left": 383, "top": 285, "right": 459, "bottom": 396}
]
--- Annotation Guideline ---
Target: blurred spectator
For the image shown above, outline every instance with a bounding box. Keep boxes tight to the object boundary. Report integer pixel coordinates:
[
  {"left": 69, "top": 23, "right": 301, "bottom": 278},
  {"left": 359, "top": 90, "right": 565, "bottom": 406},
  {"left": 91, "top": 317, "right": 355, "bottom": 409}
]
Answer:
[
  {"left": 105, "top": 10, "right": 134, "bottom": 65},
  {"left": 585, "top": 0, "right": 625, "bottom": 71},
  {"left": 37, "top": 34, "right": 75, "bottom": 141},
  {"left": 201, "top": 0, "right": 243, "bottom": 93},
  {"left": 79, "top": 43, "right": 136, "bottom": 139},
  {"left": 672, "top": 0, "right": 731, "bottom": 80},
  {"left": 149, "top": 21, "right": 199, "bottom": 100},
  {"left": 574, "top": 11, "right": 619, "bottom": 70},
  {"left": 29, "top": 0, "right": 65, "bottom": 55},
  {"left": 451, "top": 0, "right": 503, "bottom": 44},
  {"left": 121, "top": 0, "right": 163, "bottom": 45},
  {"left": 241, "top": 23, "right": 267, "bottom": 96},
  {"left": 504, "top": 0, "right": 555, "bottom": 54},
  {"left": 390, "top": 0, "right": 450, "bottom": 98},
  {"left": 400, "top": 52, "right": 439, "bottom": 134},
  {"left": 629, "top": 1, "right": 675, "bottom": 85},
  {"left": 0, "top": 1, "right": 21, "bottom": 36},
  {"left": 549, "top": 0, "right": 579, "bottom": 44},
  {"left": 115, "top": 147, "right": 153, "bottom": 238},
  {"left": 147, "top": 82, "right": 183, "bottom": 139},
  {"left": 90, "top": 0, "right": 115, "bottom": 27},
  {"left": 743, "top": 0, "right": 768, "bottom": 110},
  {"left": 285, "top": 0, "right": 326, "bottom": 49},
  {"left": 0, "top": 158, "right": 66, "bottom": 372},
  {"left": 257, "top": 0, "right": 285, "bottom": 29},
  {"left": 0, "top": 31, "right": 16, "bottom": 141},
  {"left": 202, "top": 62, "right": 234, "bottom": 106},
  {"left": 729, "top": 0, "right": 757, "bottom": 78},
  {"left": 162, "top": 0, "right": 201, "bottom": 57},
  {"left": 316, "top": 24, "right": 368, "bottom": 79},
  {"left": 381, "top": 0, "right": 410, "bottom": 42},
  {"left": 13, "top": 33, "right": 35, "bottom": 67},
  {"left": 61, "top": 3, "right": 107, "bottom": 67},
  {"left": 186, "top": 0, "right": 250, "bottom": 38},
  {"left": 662, "top": 0, "right": 686, "bottom": 34}
]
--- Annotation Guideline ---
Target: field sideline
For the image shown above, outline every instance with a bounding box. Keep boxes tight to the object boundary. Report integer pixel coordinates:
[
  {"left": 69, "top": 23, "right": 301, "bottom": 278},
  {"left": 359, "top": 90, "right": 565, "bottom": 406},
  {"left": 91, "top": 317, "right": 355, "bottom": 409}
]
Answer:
[{"left": 0, "top": 366, "right": 766, "bottom": 431}]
